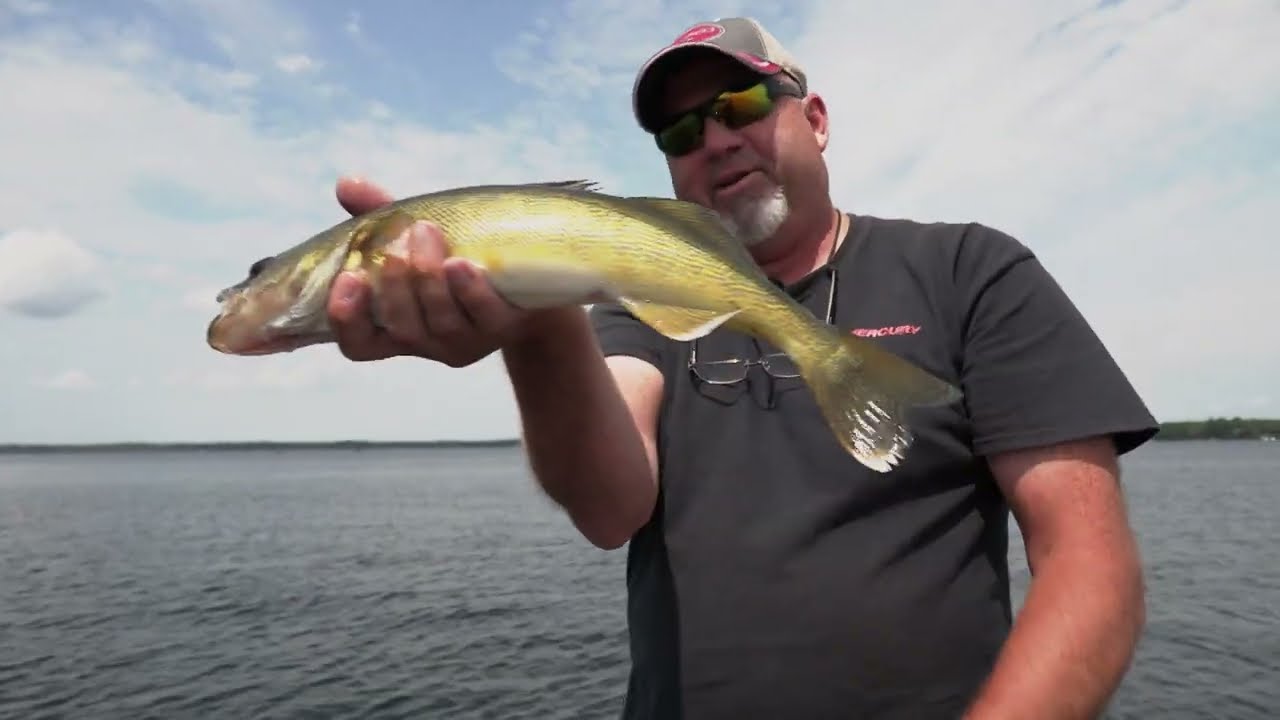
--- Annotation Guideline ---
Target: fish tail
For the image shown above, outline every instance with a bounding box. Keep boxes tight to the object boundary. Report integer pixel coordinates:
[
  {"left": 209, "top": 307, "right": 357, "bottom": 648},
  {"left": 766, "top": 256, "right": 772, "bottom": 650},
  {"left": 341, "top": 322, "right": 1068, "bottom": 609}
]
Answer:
[{"left": 788, "top": 319, "right": 962, "bottom": 472}]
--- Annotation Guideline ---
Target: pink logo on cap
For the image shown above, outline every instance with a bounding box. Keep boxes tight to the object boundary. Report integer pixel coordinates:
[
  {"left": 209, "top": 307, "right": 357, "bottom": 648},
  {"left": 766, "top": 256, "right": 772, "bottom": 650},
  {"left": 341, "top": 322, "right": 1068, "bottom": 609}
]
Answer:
[
  {"left": 672, "top": 23, "right": 724, "bottom": 44},
  {"left": 736, "top": 51, "right": 779, "bottom": 72}
]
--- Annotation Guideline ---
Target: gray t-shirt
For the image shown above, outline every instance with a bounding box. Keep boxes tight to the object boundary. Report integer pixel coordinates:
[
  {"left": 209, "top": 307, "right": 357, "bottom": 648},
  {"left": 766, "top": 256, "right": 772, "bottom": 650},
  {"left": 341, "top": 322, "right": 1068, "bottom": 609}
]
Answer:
[{"left": 589, "top": 213, "right": 1158, "bottom": 719}]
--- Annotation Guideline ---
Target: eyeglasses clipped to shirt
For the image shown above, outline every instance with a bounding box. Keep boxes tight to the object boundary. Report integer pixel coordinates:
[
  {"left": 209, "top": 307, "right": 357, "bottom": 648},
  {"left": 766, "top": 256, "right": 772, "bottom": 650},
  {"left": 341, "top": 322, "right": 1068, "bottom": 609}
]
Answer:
[{"left": 687, "top": 263, "right": 839, "bottom": 387}]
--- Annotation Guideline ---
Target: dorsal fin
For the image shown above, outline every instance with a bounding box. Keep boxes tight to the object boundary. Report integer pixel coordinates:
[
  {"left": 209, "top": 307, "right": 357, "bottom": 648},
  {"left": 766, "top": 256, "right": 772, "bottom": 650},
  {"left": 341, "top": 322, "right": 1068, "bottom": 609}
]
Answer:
[{"left": 529, "top": 179, "right": 603, "bottom": 193}]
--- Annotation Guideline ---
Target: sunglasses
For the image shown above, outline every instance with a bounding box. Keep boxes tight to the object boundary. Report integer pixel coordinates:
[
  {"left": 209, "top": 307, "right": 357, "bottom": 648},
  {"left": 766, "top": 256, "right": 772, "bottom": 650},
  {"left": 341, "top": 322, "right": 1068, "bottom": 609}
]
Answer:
[{"left": 653, "top": 74, "right": 804, "bottom": 157}]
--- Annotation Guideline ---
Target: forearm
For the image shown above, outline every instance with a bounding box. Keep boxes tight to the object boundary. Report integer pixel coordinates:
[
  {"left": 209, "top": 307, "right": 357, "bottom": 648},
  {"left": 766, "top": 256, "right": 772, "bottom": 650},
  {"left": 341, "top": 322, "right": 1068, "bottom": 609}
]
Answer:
[
  {"left": 964, "top": 547, "right": 1145, "bottom": 719},
  {"left": 501, "top": 307, "right": 658, "bottom": 549}
]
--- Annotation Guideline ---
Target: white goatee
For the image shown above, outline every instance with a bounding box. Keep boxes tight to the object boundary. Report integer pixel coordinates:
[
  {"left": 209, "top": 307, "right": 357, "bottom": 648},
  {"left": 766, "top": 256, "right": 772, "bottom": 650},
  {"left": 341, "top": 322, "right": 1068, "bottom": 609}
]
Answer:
[{"left": 719, "top": 185, "right": 790, "bottom": 247}]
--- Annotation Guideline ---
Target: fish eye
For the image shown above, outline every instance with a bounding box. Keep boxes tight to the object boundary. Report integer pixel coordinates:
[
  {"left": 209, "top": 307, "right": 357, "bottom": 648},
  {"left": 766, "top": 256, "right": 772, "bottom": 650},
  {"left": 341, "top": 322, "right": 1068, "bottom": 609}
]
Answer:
[{"left": 247, "top": 256, "right": 273, "bottom": 279}]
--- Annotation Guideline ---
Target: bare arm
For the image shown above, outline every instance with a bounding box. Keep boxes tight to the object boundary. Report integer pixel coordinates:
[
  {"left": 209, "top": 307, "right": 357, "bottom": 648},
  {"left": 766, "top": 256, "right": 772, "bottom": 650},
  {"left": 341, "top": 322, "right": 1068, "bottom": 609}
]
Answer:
[
  {"left": 325, "top": 176, "right": 659, "bottom": 550},
  {"left": 503, "top": 314, "right": 662, "bottom": 549},
  {"left": 963, "top": 436, "right": 1146, "bottom": 720}
]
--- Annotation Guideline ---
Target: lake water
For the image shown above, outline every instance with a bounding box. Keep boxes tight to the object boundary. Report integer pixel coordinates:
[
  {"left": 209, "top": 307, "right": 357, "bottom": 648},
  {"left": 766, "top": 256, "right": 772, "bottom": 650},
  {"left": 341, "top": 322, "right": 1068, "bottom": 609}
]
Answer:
[{"left": 1, "top": 440, "right": 1276, "bottom": 718}]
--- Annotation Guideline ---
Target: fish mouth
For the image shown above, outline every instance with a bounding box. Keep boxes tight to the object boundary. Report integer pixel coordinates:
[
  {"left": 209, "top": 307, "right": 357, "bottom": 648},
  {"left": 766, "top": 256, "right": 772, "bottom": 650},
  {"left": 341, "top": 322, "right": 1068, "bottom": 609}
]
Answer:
[
  {"left": 207, "top": 314, "right": 273, "bottom": 355},
  {"left": 206, "top": 284, "right": 334, "bottom": 356},
  {"left": 206, "top": 314, "right": 327, "bottom": 355}
]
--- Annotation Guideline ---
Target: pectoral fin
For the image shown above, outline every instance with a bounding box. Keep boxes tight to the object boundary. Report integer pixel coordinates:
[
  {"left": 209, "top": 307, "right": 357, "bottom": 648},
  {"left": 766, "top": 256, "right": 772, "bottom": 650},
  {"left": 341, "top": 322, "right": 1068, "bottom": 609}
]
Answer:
[
  {"left": 618, "top": 297, "right": 740, "bottom": 341},
  {"left": 345, "top": 210, "right": 418, "bottom": 271}
]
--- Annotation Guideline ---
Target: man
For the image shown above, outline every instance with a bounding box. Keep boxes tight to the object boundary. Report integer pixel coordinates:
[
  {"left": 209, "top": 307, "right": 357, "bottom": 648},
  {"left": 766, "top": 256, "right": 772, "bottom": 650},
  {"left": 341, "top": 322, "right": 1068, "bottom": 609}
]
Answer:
[{"left": 324, "top": 16, "right": 1158, "bottom": 720}]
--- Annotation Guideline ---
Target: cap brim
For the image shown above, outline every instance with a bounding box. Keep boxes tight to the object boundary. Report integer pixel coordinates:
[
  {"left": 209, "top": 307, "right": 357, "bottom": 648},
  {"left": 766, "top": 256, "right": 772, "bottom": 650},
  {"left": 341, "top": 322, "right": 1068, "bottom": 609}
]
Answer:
[{"left": 631, "top": 44, "right": 778, "bottom": 132}]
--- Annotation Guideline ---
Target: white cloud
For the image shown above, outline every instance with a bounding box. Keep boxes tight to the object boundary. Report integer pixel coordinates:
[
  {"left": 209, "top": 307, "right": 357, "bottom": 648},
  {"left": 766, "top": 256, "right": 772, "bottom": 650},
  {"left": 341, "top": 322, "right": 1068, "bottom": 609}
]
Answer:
[
  {"left": 344, "top": 11, "right": 362, "bottom": 39},
  {"left": 274, "top": 53, "right": 317, "bottom": 74},
  {"left": 797, "top": 0, "right": 1279, "bottom": 224},
  {"left": 0, "top": 14, "right": 616, "bottom": 269},
  {"left": 38, "top": 369, "right": 94, "bottom": 390},
  {"left": 0, "top": 3, "right": 613, "bottom": 443},
  {"left": 0, "top": 0, "right": 49, "bottom": 21},
  {"left": 497, "top": 0, "right": 794, "bottom": 101},
  {"left": 151, "top": 0, "right": 309, "bottom": 72},
  {"left": 162, "top": 351, "right": 351, "bottom": 391},
  {"left": 0, "top": 229, "right": 106, "bottom": 318},
  {"left": 490, "top": 1, "right": 805, "bottom": 198},
  {"left": 495, "top": 0, "right": 1278, "bottom": 423},
  {"left": 0, "top": 0, "right": 1275, "bottom": 444},
  {"left": 793, "top": 0, "right": 1279, "bottom": 420}
]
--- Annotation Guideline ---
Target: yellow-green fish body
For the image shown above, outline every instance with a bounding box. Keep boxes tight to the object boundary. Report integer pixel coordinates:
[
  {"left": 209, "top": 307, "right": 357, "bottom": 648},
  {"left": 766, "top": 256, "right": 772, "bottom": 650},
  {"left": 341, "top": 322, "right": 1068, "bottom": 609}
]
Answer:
[{"left": 207, "top": 180, "right": 961, "bottom": 471}]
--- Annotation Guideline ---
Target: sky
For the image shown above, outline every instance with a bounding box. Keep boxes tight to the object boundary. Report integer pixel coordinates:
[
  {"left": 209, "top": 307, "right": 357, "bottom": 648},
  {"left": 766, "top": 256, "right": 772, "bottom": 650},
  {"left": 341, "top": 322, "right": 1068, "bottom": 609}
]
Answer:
[{"left": 0, "top": 0, "right": 1276, "bottom": 444}]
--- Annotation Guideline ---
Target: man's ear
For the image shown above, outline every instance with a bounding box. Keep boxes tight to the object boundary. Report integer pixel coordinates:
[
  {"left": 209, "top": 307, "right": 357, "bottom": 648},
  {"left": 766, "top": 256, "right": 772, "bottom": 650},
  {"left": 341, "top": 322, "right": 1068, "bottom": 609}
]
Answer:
[{"left": 804, "top": 93, "right": 830, "bottom": 151}]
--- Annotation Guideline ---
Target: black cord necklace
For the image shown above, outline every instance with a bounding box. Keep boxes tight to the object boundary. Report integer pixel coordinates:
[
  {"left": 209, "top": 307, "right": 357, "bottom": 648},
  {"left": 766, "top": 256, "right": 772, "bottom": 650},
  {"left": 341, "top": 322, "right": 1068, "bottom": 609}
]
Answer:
[{"left": 825, "top": 208, "right": 846, "bottom": 268}]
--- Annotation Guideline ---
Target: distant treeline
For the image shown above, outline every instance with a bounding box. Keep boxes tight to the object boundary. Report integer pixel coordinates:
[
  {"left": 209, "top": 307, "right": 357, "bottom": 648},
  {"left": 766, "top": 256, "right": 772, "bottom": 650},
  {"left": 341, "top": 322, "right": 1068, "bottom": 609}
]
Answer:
[
  {"left": 2, "top": 419, "right": 1277, "bottom": 453},
  {"left": 0, "top": 439, "right": 522, "bottom": 454},
  {"left": 1156, "top": 417, "right": 1280, "bottom": 440}
]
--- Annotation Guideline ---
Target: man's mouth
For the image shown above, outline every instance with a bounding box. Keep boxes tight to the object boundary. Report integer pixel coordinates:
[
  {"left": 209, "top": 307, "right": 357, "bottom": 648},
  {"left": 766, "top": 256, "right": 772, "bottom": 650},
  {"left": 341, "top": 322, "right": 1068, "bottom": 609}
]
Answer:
[{"left": 713, "top": 169, "right": 757, "bottom": 193}]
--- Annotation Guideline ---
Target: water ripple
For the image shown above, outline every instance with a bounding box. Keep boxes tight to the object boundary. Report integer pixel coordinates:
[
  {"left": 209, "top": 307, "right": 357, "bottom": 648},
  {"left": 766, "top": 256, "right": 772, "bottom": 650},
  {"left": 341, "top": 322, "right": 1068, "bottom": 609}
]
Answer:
[{"left": 1, "top": 441, "right": 1276, "bottom": 718}]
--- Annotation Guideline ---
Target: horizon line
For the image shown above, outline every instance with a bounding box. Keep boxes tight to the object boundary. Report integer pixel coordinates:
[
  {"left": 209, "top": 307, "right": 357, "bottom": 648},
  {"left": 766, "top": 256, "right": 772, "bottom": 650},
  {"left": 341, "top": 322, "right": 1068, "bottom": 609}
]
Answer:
[{"left": 2, "top": 417, "right": 1277, "bottom": 452}]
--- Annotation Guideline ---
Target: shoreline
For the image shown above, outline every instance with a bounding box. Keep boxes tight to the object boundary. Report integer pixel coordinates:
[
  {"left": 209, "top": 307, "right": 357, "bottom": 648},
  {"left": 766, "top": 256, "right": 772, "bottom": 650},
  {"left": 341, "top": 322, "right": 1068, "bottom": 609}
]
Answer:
[
  {"left": 0, "top": 439, "right": 522, "bottom": 454},
  {"left": 2, "top": 421, "right": 1278, "bottom": 454},
  {"left": 1155, "top": 418, "right": 1280, "bottom": 442}
]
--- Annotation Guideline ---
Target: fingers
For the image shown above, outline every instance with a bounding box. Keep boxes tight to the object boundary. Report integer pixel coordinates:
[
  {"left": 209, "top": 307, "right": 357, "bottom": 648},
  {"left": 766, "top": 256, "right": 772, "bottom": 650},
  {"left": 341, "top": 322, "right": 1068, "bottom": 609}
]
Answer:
[
  {"left": 325, "top": 215, "right": 529, "bottom": 367},
  {"left": 371, "top": 232, "right": 431, "bottom": 349},
  {"left": 336, "top": 175, "right": 395, "bottom": 217},
  {"left": 404, "top": 222, "right": 474, "bottom": 340},
  {"left": 444, "top": 259, "right": 520, "bottom": 335},
  {"left": 327, "top": 271, "right": 403, "bottom": 361}
]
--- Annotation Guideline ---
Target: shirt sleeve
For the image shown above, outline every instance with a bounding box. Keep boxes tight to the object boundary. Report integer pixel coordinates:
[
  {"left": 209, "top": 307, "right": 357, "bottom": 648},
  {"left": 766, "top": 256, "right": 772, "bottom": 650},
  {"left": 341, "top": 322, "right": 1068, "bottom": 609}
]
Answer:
[
  {"left": 953, "top": 224, "right": 1159, "bottom": 457},
  {"left": 588, "top": 301, "right": 672, "bottom": 373}
]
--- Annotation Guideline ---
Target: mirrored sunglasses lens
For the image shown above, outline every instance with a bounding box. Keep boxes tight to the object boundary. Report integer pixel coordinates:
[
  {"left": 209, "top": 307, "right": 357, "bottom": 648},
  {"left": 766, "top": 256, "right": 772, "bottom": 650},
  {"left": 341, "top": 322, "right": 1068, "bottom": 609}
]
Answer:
[
  {"left": 719, "top": 83, "right": 774, "bottom": 128},
  {"left": 657, "top": 113, "right": 703, "bottom": 155}
]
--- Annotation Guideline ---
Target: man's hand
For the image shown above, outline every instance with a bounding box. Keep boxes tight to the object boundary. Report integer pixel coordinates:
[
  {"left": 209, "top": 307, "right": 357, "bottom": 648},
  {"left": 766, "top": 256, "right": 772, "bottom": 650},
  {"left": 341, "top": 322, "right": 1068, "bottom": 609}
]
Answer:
[{"left": 325, "top": 176, "right": 542, "bottom": 366}]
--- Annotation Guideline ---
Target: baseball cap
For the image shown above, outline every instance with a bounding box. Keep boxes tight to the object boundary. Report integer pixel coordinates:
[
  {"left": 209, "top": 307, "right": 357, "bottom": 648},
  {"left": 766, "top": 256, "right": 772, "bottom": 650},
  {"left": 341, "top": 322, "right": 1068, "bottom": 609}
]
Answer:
[{"left": 631, "top": 17, "right": 808, "bottom": 133}]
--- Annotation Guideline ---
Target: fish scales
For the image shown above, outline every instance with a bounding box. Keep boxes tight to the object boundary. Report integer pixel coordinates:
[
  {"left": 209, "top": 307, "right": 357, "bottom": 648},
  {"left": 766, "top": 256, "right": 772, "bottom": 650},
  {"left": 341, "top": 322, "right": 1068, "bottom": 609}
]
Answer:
[{"left": 205, "top": 180, "right": 962, "bottom": 472}]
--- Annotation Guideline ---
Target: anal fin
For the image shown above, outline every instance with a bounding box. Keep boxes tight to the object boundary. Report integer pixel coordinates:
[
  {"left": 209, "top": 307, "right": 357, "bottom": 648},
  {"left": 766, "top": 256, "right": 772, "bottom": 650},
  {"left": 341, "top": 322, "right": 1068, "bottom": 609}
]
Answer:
[{"left": 618, "top": 297, "right": 740, "bottom": 341}]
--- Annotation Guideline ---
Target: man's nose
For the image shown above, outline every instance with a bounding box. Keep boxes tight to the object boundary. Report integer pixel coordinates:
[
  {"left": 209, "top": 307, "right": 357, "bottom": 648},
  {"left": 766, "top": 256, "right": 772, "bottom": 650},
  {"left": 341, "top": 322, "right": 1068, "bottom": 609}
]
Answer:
[{"left": 701, "top": 118, "right": 744, "bottom": 155}]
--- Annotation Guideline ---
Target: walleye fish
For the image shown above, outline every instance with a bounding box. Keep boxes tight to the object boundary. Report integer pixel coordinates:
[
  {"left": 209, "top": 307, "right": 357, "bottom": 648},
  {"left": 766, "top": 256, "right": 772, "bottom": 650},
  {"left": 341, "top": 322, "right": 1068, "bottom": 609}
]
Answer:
[{"left": 206, "top": 180, "right": 961, "bottom": 471}]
